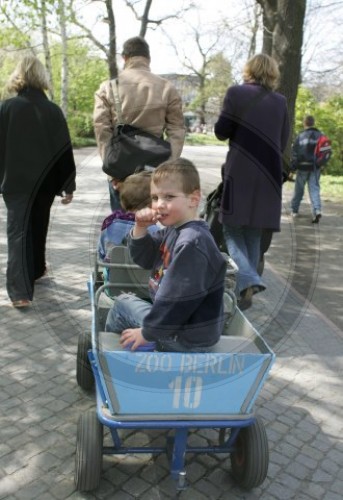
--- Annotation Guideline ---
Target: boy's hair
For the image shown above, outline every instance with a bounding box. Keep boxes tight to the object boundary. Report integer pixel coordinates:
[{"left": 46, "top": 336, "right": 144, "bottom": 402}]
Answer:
[
  {"left": 304, "top": 115, "right": 315, "bottom": 127},
  {"left": 120, "top": 171, "right": 152, "bottom": 212},
  {"left": 122, "top": 37, "right": 150, "bottom": 60},
  {"left": 152, "top": 158, "right": 201, "bottom": 194},
  {"left": 243, "top": 53, "right": 279, "bottom": 91},
  {"left": 7, "top": 55, "right": 49, "bottom": 93}
]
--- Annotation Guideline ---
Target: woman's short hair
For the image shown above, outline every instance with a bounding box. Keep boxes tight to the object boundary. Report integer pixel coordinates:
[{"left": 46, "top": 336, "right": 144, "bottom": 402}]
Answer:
[
  {"left": 120, "top": 171, "right": 153, "bottom": 211},
  {"left": 243, "top": 53, "right": 280, "bottom": 90},
  {"left": 152, "top": 158, "right": 201, "bottom": 194},
  {"left": 7, "top": 55, "right": 49, "bottom": 93}
]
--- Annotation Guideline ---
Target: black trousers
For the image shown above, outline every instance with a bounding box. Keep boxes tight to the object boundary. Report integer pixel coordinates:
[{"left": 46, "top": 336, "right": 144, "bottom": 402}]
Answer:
[{"left": 3, "top": 191, "right": 55, "bottom": 301}]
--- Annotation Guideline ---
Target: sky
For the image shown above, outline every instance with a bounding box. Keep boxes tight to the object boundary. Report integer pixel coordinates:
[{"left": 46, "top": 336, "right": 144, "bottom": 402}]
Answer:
[
  {"left": 76, "top": 0, "right": 342, "bottom": 85},
  {"left": 77, "top": 0, "right": 251, "bottom": 75}
]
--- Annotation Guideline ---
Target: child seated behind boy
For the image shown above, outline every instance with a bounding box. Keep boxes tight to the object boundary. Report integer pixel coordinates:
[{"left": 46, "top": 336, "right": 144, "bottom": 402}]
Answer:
[
  {"left": 105, "top": 158, "right": 227, "bottom": 352},
  {"left": 98, "top": 171, "right": 158, "bottom": 262}
]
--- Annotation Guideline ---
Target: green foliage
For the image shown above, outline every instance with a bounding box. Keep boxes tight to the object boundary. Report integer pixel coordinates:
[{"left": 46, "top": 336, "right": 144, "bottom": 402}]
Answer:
[
  {"left": 206, "top": 52, "right": 232, "bottom": 103},
  {"left": 295, "top": 86, "right": 342, "bottom": 175},
  {"left": 321, "top": 175, "right": 343, "bottom": 200},
  {"left": 51, "top": 40, "right": 108, "bottom": 114},
  {"left": 49, "top": 40, "right": 107, "bottom": 139},
  {"left": 68, "top": 112, "right": 94, "bottom": 142}
]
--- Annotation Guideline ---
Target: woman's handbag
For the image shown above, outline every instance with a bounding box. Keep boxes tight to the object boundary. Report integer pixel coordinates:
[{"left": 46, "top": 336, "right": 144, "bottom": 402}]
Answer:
[{"left": 102, "top": 80, "right": 171, "bottom": 180}]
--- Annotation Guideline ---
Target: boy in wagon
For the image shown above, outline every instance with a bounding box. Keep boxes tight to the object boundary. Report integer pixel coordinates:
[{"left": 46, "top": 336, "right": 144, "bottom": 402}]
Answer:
[{"left": 105, "top": 158, "right": 227, "bottom": 352}]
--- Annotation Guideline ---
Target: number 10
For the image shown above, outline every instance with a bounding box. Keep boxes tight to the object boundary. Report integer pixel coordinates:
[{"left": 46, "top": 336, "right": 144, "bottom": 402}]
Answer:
[{"left": 169, "top": 376, "right": 203, "bottom": 409}]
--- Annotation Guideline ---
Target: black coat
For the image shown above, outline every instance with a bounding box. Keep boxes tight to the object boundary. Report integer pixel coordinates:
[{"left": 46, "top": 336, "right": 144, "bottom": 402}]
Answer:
[
  {"left": 215, "top": 83, "right": 290, "bottom": 231},
  {"left": 0, "top": 87, "right": 76, "bottom": 196}
]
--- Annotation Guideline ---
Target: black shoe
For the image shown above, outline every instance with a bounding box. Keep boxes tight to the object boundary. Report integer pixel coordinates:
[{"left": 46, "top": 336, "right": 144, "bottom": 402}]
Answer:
[
  {"left": 312, "top": 213, "right": 322, "bottom": 223},
  {"left": 238, "top": 287, "right": 253, "bottom": 311}
]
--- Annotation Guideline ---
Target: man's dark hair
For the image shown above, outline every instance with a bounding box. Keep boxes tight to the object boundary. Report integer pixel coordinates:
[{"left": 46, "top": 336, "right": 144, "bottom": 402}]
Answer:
[
  {"left": 304, "top": 115, "right": 315, "bottom": 127},
  {"left": 122, "top": 37, "right": 150, "bottom": 59}
]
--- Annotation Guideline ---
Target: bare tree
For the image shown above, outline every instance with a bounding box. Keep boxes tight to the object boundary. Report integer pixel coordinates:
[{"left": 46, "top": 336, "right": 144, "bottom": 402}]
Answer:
[
  {"left": 40, "top": 0, "right": 55, "bottom": 100},
  {"left": 165, "top": 23, "right": 229, "bottom": 125},
  {"left": 58, "top": 0, "right": 68, "bottom": 116},
  {"left": 257, "top": 0, "right": 306, "bottom": 161},
  {"left": 248, "top": 3, "right": 261, "bottom": 58},
  {"left": 124, "top": 0, "right": 195, "bottom": 38},
  {"left": 69, "top": 0, "right": 118, "bottom": 78}
]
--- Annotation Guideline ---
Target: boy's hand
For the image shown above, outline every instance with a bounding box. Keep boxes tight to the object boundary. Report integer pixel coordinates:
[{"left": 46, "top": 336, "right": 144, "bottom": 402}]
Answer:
[
  {"left": 120, "top": 328, "right": 148, "bottom": 350},
  {"left": 135, "top": 207, "right": 158, "bottom": 227},
  {"left": 133, "top": 208, "right": 158, "bottom": 238}
]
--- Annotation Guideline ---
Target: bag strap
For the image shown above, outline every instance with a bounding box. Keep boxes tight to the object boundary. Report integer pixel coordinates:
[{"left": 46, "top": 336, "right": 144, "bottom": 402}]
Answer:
[{"left": 110, "top": 79, "right": 123, "bottom": 123}]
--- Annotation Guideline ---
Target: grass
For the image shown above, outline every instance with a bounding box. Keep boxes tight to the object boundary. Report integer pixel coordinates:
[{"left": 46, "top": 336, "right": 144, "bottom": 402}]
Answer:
[
  {"left": 318, "top": 174, "right": 343, "bottom": 200},
  {"left": 284, "top": 174, "right": 343, "bottom": 201},
  {"left": 72, "top": 137, "right": 97, "bottom": 148},
  {"left": 184, "top": 133, "right": 224, "bottom": 146}
]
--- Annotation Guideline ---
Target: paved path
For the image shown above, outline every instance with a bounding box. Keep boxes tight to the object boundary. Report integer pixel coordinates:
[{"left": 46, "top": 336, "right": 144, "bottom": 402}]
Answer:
[{"left": 0, "top": 146, "right": 342, "bottom": 500}]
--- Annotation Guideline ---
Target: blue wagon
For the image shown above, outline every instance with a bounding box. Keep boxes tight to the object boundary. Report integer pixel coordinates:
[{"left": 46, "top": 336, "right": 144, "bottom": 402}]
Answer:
[{"left": 75, "top": 248, "right": 275, "bottom": 492}]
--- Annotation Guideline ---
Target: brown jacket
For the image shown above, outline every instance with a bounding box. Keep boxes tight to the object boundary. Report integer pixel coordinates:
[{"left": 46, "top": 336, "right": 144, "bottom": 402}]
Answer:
[{"left": 93, "top": 57, "right": 185, "bottom": 161}]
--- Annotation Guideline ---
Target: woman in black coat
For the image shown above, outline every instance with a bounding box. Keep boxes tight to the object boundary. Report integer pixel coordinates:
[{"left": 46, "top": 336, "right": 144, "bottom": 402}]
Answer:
[
  {"left": 214, "top": 54, "right": 289, "bottom": 310},
  {"left": 0, "top": 55, "right": 76, "bottom": 308}
]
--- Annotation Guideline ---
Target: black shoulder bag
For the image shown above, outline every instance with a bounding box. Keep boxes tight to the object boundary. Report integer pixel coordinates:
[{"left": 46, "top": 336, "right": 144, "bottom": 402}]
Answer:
[{"left": 102, "top": 80, "right": 171, "bottom": 180}]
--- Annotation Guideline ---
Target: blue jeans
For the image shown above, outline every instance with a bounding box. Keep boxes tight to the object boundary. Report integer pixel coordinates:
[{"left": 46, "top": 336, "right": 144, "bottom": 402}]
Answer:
[
  {"left": 105, "top": 293, "right": 215, "bottom": 353},
  {"left": 291, "top": 170, "right": 321, "bottom": 215},
  {"left": 109, "top": 180, "right": 122, "bottom": 212},
  {"left": 223, "top": 225, "right": 265, "bottom": 296}
]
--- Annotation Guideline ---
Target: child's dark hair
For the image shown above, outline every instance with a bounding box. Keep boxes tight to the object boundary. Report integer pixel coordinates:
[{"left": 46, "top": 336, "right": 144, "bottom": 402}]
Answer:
[
  {"left": 120, "top": 171, "right": 152, "bottom": 211},
  {"left": 152, "top": 158, "right": 200, "bottom": 194}
]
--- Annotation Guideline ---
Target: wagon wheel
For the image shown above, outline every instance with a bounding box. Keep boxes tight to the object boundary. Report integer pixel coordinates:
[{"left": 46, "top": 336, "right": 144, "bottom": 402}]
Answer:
[
  {"left": 75, "top": 410, "right": 103, "bottom": 491},
  {"left": 230, "top": 416, "right": 269, "bottom": 490},
  {"left": 76, "top": 331, "right": 94, "bottom": 391}
]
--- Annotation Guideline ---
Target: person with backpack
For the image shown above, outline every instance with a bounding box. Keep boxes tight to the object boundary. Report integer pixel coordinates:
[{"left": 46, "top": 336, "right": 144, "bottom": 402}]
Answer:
[{"left": 290, "top": 115, "right": 332, "bottom": 223}]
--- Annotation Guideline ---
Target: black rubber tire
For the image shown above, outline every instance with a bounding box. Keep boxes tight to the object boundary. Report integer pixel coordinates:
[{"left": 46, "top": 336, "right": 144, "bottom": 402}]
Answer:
[
  {"left": 75, "top": 410, "right": 103, "bottom": 491},
  {"left": 230, "top": 416, "right": 269, "bottom": 490},
  {"left": 76, "top": 331, "right": 94, "bottom": 391}
]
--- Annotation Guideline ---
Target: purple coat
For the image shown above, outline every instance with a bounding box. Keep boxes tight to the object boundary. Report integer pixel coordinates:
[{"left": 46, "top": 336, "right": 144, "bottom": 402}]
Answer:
[{"left": 215, "top": 83, "right": 290, "bottom": 231}]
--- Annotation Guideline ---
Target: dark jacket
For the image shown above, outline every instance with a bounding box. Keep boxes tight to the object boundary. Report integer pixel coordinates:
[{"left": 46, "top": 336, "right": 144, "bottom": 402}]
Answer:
[
  {"left": 291, "top": 127, "right": 322, "bottom": 171},
  {"left": 128, "top": 220, "right": 226, "bottom": 348},
  {"left": 0, "top": 87, "right": 76, "bottom": 196},
  {"left": 214, "top": 83, "right": 290, "bottom": 231}
]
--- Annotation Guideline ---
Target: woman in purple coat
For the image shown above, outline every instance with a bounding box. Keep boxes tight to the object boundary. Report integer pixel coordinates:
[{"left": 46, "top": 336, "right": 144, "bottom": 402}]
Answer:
[{"left": 214, "top": 54, "right": 290, "bottom": 310}]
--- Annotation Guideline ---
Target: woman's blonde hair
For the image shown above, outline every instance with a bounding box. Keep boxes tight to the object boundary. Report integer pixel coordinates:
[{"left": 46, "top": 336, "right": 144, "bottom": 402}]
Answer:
[
  {"left": 243, "top": 53, "right": 280, "bottom": 90},
  {"left": 7, "top": 54, "right": 49, "bottom": 93}
]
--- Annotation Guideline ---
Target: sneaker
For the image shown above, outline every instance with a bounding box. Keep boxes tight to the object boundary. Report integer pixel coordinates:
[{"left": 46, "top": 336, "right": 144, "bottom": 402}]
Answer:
[
  {"left": 312, "top": 213, "right": 322, "bottom": 223},
  {"left": 291, "top": 211, "right": 299, "bottom": 218}
]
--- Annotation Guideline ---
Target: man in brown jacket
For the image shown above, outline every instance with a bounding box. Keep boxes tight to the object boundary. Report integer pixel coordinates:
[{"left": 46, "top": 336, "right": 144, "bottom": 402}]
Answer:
[{"left": 93, "top": 36, "right": 185, "bottom": 210}]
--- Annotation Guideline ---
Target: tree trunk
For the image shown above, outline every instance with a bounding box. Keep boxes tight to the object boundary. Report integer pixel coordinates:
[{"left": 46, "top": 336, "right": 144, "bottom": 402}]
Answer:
[
  {"left": 59, "top": 0, "right": 68, "bottom": 117},
  {"left": 106, "top": 0, "right": 118, "bottom": 78},
  {"left": 248, "top": 4, "right": 261, "bottom": 58},
  {"left": 139, "top": 0, "right": 153, "bottom": 38},
  {"left": 257, "top": 0, "right": 306, "bottom": 169},
  {"left": 41, "top": 0, "right": 54, "bottom": 100}
]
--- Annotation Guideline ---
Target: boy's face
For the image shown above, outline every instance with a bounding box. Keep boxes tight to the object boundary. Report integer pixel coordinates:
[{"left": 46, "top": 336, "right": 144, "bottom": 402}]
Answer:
[{"left": 151, "top": 176, "right": 200, "bottom": 227}]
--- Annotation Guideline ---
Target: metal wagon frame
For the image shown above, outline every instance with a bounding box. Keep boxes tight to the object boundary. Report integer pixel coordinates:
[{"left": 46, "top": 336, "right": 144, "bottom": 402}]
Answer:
[{"left": 75, "top": 249, "right": 275, "bottom": 492}]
